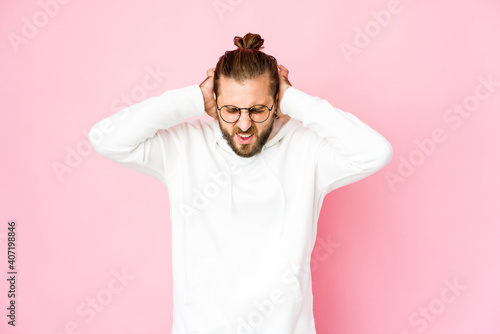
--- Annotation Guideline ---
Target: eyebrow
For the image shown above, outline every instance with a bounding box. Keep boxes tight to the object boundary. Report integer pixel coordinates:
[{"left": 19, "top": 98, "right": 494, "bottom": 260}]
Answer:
[{"left": 218, "top": 98, "right": 273, "bottom": 106}]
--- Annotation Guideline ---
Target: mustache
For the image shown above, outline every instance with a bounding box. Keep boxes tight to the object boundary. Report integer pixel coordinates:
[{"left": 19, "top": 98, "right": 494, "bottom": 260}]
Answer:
[{"left": 235, "top": 129, "right": 255, "bottom": 135}]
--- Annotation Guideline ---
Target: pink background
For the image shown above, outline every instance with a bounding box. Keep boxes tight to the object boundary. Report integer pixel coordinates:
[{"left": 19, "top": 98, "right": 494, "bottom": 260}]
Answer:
[{"left": 1, "top": 0, "right": 500, "bottom": 333}]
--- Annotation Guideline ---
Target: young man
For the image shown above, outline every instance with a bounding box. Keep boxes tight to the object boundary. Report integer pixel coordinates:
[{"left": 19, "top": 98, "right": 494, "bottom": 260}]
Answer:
[{"left": 89, "top": 33, "right": 392, "bottom": 334}]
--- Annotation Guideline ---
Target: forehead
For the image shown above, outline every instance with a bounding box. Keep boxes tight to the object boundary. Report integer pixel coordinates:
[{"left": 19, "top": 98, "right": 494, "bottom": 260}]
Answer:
[{"left": 218, "top": 74, "right": 272, "bottom": 105}]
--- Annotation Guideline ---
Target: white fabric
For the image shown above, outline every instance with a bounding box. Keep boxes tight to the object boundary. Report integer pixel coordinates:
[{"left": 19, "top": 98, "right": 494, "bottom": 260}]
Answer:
[{"left": 89, "top": 83, "right": 393, "bottom": 334}]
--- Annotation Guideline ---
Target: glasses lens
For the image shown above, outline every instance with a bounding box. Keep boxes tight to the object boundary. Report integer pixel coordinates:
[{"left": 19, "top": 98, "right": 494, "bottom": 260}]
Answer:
[
  {"left": 249, "top": 106, "right": 269, "bottom": 122},
  {"left": 221, "top": 106, "right": 240, "bottom": 123}
]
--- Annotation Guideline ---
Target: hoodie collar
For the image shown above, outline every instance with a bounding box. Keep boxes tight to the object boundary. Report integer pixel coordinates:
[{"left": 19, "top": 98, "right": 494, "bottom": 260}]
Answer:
[{"left": 210, "top": 117, "right": 300, "bottom": 155}]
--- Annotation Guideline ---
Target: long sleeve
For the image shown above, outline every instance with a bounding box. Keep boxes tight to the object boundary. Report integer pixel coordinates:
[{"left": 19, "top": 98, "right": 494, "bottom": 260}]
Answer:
[
  {"left": 88, "top": 84, "right": 206, "bottom": 182},
  {"left": 279, "top": 86, "right": 393, "bottom": 195}
]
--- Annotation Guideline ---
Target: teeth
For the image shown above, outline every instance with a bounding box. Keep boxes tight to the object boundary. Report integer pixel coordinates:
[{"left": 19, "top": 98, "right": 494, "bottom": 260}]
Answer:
[{"left": 239, "top": 133, "right": 252, "bottom": 138}]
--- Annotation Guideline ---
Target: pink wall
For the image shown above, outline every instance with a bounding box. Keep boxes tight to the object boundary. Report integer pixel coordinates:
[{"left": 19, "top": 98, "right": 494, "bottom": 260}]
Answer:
[{"left": 1, "top": 0, "right": 499, "bottom": 333}]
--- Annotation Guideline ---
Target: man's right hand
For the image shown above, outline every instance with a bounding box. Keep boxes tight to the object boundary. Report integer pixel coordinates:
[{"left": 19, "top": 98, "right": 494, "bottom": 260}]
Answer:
[{"left": 199, "top": 67, "right": 217, "bottom": 120}]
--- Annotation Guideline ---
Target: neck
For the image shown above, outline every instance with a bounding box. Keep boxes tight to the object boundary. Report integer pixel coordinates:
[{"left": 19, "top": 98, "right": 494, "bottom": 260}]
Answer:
[{"left": 267, "top": 114, "right": 290, "bottom": 141}]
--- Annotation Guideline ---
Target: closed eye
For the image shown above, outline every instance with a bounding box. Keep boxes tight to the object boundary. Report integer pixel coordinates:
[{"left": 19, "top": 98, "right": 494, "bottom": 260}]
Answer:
[
  {"left": 224, "top": 106, "right": 240, "bottom": 113},
  {"left": 249, "top": 106, "right": 267, "bottom": 113}
]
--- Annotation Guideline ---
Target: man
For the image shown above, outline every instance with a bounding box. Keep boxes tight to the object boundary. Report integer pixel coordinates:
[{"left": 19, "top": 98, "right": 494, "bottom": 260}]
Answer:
[
  {"left": 89, "top": 33, "right": 392, "bottom": 334},
  {"left": 200, "top": 66, "right": 291, "bottom": 158}
]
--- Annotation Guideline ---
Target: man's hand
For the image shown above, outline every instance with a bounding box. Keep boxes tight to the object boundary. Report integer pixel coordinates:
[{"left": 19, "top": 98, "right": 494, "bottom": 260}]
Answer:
[
  {"left": 199, "top": 67, "right": 217, "bottom": 120},
  {"left": 276, "top": 64, "right": 292, "bottom": 117}
]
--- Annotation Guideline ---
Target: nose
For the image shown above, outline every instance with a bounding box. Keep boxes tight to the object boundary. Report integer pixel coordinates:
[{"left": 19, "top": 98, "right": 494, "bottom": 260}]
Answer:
[{"left": 236, "top": 110, "right": 253, "bottom": 132}]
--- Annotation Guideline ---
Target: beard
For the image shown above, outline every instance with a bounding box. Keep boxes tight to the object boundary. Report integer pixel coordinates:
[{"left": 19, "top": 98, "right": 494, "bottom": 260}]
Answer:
[{"left": 218, "top": 117, "right": 274, "bottom": 158}]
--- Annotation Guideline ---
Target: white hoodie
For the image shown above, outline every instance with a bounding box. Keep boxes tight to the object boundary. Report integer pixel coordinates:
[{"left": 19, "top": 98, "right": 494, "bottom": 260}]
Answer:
[{"left": 89, "top": 83, "right": 393, "bottom": 334}]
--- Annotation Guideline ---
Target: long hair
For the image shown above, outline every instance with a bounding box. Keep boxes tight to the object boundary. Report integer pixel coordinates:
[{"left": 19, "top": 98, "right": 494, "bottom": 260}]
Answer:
[{"left": 213, "top": 33, "right": 279, "bottom": 100}]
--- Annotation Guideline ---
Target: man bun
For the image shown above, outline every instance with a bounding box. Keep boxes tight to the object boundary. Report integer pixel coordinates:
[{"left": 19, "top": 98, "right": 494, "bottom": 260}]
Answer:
[
  {"left": 214, "top": 32, "right": 278, "bottom": 100},
  {"left": 234, "top": 33, "right": 264, "bottom": 51}
]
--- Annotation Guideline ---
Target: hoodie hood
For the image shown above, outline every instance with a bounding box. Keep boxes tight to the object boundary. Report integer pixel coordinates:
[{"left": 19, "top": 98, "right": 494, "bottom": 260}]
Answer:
[{"left": 209, "top": 116, "right": 300, "bottom": 154}]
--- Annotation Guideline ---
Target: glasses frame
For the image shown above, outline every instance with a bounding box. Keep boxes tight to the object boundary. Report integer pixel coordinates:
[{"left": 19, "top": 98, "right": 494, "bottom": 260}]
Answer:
[{"left": 215, "top": 92, "right": 278, "bottom": 124}]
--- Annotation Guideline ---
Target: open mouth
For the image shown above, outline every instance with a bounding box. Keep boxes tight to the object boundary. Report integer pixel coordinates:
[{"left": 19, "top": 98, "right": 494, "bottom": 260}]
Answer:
[{"left": 236, "top": 133, "right": 254, "bottom": 144}]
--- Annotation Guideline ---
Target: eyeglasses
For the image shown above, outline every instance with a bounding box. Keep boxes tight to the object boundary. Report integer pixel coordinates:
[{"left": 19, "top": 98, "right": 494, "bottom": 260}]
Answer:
[{"left": 216, "top": 93, "right": 277, "bottom": 123}]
